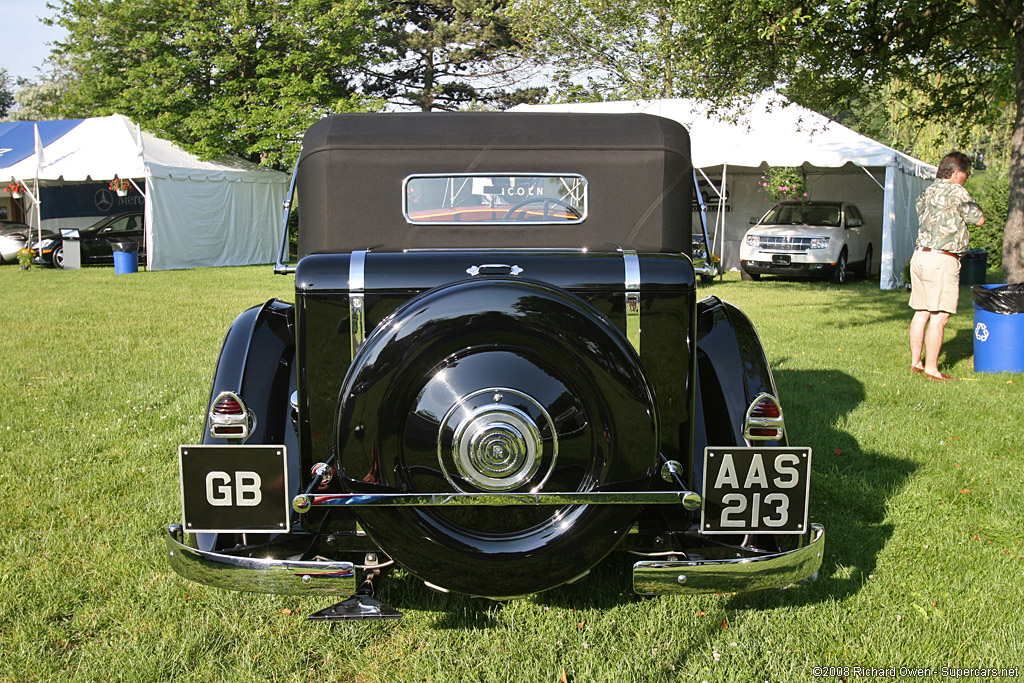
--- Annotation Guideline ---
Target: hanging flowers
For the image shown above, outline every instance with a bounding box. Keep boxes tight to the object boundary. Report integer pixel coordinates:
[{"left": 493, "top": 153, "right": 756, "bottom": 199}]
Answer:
[
  {"left": 109, "top": 178, "right": 132, "bottom": 196},
  {"left": 758, "top": 167, "right": 808, "bottom": 203},
  {"left": 5, "top": 182, "right": 26, "bottom": 198}
]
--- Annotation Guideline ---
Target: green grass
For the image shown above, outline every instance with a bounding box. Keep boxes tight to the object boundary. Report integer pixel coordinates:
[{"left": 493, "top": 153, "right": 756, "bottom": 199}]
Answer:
[{"left": 0, "top": 265, "right": 1021, "bottom": 682}]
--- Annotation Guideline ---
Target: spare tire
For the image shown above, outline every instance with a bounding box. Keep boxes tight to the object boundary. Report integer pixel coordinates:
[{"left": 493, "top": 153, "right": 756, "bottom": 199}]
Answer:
[{"left": 335, "top": 277, "right": 659, "bottom": 597}]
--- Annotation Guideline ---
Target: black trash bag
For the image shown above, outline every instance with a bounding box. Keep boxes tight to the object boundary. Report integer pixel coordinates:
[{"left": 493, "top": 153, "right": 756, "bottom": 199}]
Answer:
[
  {"left": 972, "top": 284, "right": 1024, "bottom": 315},
  {"left": 111, "top": 240, "right": 138, "bottom": 253}
]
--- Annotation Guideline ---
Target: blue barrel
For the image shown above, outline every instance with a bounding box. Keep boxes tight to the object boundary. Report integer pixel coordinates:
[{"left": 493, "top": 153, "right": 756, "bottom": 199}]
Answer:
[
  {"left": 113, "top": 249, "right": 139, "bottom": 274},
  {"left": 973, "top": 284, "right": 1024, "bottom": 373}
]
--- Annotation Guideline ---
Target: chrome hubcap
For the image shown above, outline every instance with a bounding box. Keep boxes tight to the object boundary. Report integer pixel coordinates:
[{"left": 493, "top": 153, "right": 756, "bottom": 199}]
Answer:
[{"left": 439, "top": 388, "right": 555, "bottom": 492}]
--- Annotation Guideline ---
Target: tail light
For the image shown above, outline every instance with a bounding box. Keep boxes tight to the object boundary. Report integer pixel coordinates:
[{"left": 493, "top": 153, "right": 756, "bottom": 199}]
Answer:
[
  {"left": 744, "top": 393, "right": 785, "bottom": 441},
  {"left": 209, "top": 391, "right": 251, "bottom": 439}
]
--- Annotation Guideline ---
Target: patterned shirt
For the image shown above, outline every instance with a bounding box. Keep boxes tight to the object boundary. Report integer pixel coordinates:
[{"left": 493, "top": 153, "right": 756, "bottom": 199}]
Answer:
[{"left": 915, "top": 179, "right": 985, "bottom": 255}]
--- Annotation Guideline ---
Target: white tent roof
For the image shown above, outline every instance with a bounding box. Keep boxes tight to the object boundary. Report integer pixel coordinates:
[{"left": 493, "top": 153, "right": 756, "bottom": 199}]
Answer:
[
  {"left": 513, "top": 94, "right": 935, "bottom": 174},
  {"left": 1, "top": 114, "right": 282, "bottom": 183}
]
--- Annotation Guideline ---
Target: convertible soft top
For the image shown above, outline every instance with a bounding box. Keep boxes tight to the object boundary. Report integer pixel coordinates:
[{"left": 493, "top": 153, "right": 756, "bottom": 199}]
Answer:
[{"left": 296, "top": 112, "right": 692, "bottom": 256}]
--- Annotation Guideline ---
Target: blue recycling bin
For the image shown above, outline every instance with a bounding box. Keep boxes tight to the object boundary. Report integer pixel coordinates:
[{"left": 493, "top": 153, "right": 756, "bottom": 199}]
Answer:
[
  {"left": 972, "top": 284, "right": 1024, "bottom": 373},
  {"left": 112, "top": 240, "right": 139, "bottom": 274}
]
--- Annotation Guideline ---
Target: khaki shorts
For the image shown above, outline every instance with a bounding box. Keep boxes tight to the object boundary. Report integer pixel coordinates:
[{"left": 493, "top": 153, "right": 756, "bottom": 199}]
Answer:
[{"left": 909, "top": 249, "right": 961, "bottom": 314}]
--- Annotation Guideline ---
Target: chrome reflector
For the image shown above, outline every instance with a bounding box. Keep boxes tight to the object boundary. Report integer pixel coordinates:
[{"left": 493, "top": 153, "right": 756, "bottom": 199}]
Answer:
[
  {"left": 209, "top": 391, "right": 251, "bottom": 440},
  {"left": 744, "top": 392, "right": 785, "bottom": 441}
]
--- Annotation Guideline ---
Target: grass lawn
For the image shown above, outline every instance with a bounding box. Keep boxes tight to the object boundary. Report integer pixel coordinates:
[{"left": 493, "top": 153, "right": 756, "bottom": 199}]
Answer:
[{"left": 0, "top": 264, "right": 1021, "bottom": 682}]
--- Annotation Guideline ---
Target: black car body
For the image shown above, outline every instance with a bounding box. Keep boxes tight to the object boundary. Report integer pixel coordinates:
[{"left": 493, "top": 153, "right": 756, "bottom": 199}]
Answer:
[
  {"left": 31, "top": 212, "right": 145, "bottom": 268},
  {"left": 166, "top": 113, "right": 823, "bottom": 619}
]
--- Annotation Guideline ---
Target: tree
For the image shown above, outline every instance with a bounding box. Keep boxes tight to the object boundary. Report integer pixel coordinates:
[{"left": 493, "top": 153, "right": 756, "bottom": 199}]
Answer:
[
  {"left": 510, "top": 0, "right": 787, "bottom": 105},
  {"left": 0, "top": 68, "right": 15, "bottom": 119},
  {"left": 4, "top": 74, "right": 74, "bottom": 121},
  {"left": 511, "top": 0, "right": 1024, "bottom": 283},
  {"left": 362, "top": 0, "right": 544, "bottom": 111},
  {"left": 48, "top": 0, "right": 382, "bottom": 166}
]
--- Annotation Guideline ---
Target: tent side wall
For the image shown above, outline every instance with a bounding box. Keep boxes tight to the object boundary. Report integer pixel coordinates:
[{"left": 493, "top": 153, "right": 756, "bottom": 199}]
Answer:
[
  {"left": 147, "top": 171, "right": 286, "bottom": 270},
  {"left": 880, "top": 162, "right": 932, "bottom": 290}
]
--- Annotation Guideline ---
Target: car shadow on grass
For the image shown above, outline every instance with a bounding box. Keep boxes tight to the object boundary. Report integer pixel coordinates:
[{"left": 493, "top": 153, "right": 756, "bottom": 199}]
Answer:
[{"left": 729, "top": 368, "right": 917, "bottom": 610}]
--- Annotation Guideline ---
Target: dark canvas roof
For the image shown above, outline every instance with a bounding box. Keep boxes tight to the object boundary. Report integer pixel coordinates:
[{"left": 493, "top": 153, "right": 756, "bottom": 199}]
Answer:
[{"left": 296, "top": 112, "right": 692, "bottom": 256}]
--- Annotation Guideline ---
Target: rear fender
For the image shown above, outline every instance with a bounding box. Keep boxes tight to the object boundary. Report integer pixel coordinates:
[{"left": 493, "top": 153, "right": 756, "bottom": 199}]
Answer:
[
  {"left": 202, "top": 299, "right": 297, "bottom": 448},
  {"left": 692, "top": 295, "right": 783, "bottom": 488},
  {"left": 195, "top": 299, "right": 297, "bottom": 551}
]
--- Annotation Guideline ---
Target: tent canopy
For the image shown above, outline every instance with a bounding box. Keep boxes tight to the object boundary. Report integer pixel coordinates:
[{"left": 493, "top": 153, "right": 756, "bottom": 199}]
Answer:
[
  {"left": 0, "top": 114, "right": 287, "bottom": 270},
  {"left": 513, "top": 95, "right": 936, "bottom": 289}
]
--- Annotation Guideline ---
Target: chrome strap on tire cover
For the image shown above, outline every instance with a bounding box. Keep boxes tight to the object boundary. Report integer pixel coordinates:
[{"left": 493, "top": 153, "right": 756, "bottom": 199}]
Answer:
[
  {"left": 622, "top": 249, "right": 641, "bottom": 354},
  {"left": 349, "top": 250, "right": 367, "bottom": 357}
]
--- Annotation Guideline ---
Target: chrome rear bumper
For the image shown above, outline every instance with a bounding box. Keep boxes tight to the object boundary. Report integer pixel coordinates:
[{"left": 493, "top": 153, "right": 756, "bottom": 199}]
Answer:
[
  {"left": 632, "top": 523, "right": 825, "bottom": 594},
  {"left": 165, "top": 525, "right": 356, "bottom": 596},
  {"left": 166, "top": 522, "right": 823, "bottom": 598}
]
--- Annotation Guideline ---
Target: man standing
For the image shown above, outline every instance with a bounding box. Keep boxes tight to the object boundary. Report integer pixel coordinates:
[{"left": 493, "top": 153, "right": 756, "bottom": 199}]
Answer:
[{"left": 909, "top": 151, "right": 986, "bottom": 381}]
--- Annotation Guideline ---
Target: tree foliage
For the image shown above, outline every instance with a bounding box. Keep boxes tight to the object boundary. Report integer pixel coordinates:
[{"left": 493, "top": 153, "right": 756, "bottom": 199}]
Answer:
[
  {"left": 362, "top": 0, "right": 543, "bottom": 111},
  {"left": 510, "top": 0, "right": 784, "bottom": 104},
  {"left": 0, "top": 68, "right": 15, "bottom": 119},
  {"left": 4, "top": 74, "right": 74, "bottom": 122},
  {"left": 47, "top": 0, "right": 383, "bottom": 166}
]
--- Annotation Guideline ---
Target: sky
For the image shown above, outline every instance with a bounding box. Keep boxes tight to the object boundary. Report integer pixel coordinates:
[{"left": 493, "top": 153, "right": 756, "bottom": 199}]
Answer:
[{"left": 0, "top": 0, "right": 67, "bottom": 82}]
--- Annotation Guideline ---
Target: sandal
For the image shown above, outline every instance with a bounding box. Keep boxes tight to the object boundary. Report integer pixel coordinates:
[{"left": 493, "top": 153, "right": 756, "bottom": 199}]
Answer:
[{"left": 926, "top": 372, "right": 956, "bottom": 381}]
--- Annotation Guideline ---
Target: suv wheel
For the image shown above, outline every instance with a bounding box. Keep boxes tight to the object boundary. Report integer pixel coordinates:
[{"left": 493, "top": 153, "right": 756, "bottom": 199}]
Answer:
[
  {"left": 830, "top": 250, "right": 848, "bottom": 284},
  {"left": 861, "top": 245, "right": 873, "bottom": 279},
  {"left": 740, "top": 267, "right": 760, "bottom": 281}
]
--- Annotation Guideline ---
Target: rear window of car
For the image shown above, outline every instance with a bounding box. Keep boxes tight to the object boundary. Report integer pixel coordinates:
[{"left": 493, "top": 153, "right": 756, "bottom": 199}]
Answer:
[{"left": 403, "top": 174, "right": 588, "bottom": 225}]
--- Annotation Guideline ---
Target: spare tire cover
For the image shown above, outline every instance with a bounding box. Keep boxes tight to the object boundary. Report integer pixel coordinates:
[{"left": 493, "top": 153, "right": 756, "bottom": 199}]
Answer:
[{"left": 336, "top": 277, "right": 658, "bottom": 597}]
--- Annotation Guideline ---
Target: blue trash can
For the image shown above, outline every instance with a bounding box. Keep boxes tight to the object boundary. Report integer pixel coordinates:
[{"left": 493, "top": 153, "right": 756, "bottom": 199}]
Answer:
[
  {"left": 972, "top": 284, "right": 1024, "bottom": 373},
  {"left": 112, "top": 240, "right": 139, "bottom": 274}
]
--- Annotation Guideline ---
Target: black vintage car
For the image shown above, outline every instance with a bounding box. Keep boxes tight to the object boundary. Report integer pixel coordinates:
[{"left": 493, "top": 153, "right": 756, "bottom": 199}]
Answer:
[{"left": 166, "top": 113, "right": 823, "bottom": 619}]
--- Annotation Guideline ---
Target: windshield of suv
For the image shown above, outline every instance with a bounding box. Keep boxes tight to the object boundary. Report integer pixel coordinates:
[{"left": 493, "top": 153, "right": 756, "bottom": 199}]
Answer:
[
  {"left": 404, "top": 174, "right": 587, "bottom": 225},
  {"left": 761, "top": 204, "right": 841, "bottom": 226}
]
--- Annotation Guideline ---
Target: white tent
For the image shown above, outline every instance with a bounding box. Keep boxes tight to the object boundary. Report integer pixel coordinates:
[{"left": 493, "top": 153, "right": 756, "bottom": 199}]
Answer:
[
  {"left": 0, "top": 114, "right": 287, "bottom": 270},
  {"left": 513, "top": 95, "right": 936, "bottom": 289}
]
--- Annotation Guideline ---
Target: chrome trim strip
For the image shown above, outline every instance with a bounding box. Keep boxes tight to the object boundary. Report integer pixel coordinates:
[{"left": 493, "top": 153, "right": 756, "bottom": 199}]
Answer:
[
  {"left": 622, "top": 249, "right": 641, "bottom": 354},
  {"left": 349, "top": 250, "right": 367, "bottom": 357},
  {"left": 274, "top": 158, "right": 300, "bottom": 275},
  {"left": 293, "top": 490, "right": 702, "bottom": 513},
  {"left": 165, "top": 525, "right": 356, "bottom": 596},
  {"left": 403, "top": 247, "right": 588, "bottom": 253},
  {"left": 632, "top": 523, "right": 824, "bottom": 595}
]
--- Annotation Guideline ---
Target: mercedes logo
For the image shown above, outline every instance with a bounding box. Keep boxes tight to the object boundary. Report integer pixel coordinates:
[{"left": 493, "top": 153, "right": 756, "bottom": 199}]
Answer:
[{"left": 94, "top": 189, "right": 114, "bottom": 212}]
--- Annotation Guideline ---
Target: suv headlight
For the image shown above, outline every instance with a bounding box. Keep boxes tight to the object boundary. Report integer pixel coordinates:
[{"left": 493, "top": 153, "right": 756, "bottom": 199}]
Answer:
[
  {"left": 745, "top": 234, "right": 759, "bottom": 247},
  {"left": 809, "top": 237, "right": 830, "bottom": 249}
]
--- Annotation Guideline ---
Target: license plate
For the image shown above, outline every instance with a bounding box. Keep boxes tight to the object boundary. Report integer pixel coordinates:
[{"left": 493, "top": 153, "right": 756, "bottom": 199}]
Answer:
[
  {"left": 772, "top": 254, "right": 791, "bottom": 265},
  {"left": 700, "top": 446, "right": 811, "bottom": 534},
  {"left": 179, "top": 444, "right": 290, "bottom": 533}
]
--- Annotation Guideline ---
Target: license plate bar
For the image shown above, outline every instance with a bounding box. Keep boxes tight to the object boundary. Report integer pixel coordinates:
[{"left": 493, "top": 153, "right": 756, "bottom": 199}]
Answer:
[
  {"left": 700, "top": 446, "right": 811, "bottom": 534},
  {"left": 179, "top": 444, "right": 290, "bottom": 534}
]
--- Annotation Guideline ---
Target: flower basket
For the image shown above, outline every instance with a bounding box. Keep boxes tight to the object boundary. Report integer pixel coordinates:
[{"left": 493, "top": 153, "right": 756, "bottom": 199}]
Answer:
[
  {"left": 758, "top": 167, "right": 808, "bottom": 203},
  {"left": 109, "top": 178, "right": 131, "bottom": 196},
  {"left": 5, "top": 182, "right": 25, "bottom": 199}
]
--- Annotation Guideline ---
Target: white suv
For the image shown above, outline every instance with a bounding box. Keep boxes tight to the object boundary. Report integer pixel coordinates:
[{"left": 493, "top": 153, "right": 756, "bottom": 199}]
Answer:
[{"left": 739, "top": 201, "right": 872, "bottom": 284}]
